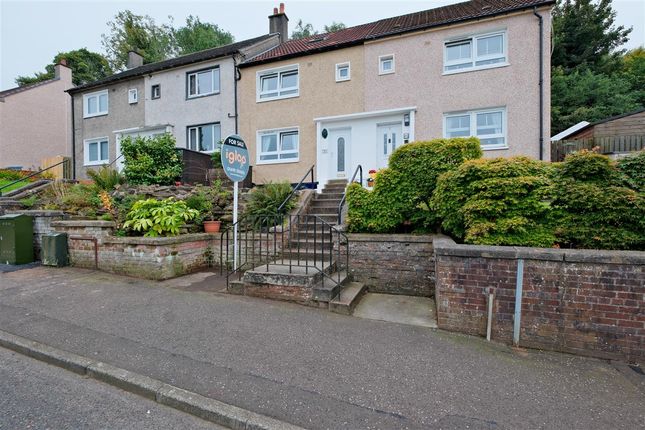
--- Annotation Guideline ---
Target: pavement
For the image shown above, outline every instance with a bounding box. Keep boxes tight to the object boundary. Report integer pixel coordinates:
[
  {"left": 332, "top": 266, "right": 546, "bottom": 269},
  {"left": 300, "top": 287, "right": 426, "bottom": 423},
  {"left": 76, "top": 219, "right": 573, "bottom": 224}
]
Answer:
[
  {"left": 1, "top": 266, "right": 644, "bottom": 429},
  {"left": 354, "top": 293, "right": 438, "bottom": 328},
  {"left": 0, "top": 346, "right": 224, "bottom": 430}
]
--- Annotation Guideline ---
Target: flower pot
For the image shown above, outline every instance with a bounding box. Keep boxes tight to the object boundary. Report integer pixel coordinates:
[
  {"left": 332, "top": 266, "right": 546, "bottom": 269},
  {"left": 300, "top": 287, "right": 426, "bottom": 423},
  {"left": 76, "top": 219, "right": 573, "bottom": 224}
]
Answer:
[{"left": 203, "top": 220, "right": 221, "bottom": 233}]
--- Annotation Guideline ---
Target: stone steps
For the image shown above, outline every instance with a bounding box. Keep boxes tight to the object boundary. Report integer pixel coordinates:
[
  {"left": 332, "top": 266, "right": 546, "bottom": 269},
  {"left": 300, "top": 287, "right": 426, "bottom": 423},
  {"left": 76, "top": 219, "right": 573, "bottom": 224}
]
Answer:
[{"left": 329, "top": 282, "right": 367, "bottom": 315}]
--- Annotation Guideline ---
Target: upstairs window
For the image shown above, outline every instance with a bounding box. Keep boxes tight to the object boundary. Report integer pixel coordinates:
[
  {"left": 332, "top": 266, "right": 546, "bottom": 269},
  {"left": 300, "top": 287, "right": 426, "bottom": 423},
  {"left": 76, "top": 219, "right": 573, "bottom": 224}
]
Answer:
[
  {"left": 444, "top": 108, "right": 507, "bottom": 150},
  {"left": 379, "top": 55, "right": 395, "bottom": 75},
  {"left": 151, "top": 84, "right": 161, "bottom": 99},
  {"left": 187, "top": 67, "right": 220, "bottom": 98},
  {"left": 128, "top": 88, "right": 138, "bottom": 104},
  {"left": 336, "top": 62, "right": 350, "bottom": 82},
  {"left": 187, "top": 123, "right": 221, "bottom": 153},
  {"left": 444, "top": 31, "right": 507, "bottom": 73},
  {"left": 257, "top": 65, "right": 299, "bottom": 101},
  {"left": 83, "top": 90, "right": 108, "bottom": 118}
]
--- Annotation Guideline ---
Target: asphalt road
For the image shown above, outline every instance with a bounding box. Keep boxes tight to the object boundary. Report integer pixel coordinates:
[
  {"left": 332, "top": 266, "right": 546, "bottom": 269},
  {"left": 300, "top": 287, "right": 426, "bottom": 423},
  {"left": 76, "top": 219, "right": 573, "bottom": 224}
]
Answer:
[{"left": 0, "top": 347, "right": 224, "bottom": 430}]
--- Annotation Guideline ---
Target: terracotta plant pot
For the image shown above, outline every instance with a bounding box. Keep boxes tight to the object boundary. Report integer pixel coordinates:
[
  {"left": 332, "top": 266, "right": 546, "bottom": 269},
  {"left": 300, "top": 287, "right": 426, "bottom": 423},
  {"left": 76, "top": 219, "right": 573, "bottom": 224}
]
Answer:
[{"left": 203, "top": 220, "right": 221, "bottom": 233}]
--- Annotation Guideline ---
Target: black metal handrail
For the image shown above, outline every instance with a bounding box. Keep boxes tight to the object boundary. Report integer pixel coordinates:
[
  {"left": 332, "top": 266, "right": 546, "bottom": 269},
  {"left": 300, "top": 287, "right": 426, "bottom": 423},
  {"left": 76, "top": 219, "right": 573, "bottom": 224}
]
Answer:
[
  {"left": 337, "top": 164, "right": 363, "bottom": 224},
  {"left": 0, "top": 158, "right": 70, "bottom": 196},
  {"left": 220, "top": 214, "right": 349, "bottom": 301},
  {"left": 277, "top": 164, "right": 314, "bottom": 213},
  {"left": 107, "top": 153, "right": 123, "bottom": 168}
]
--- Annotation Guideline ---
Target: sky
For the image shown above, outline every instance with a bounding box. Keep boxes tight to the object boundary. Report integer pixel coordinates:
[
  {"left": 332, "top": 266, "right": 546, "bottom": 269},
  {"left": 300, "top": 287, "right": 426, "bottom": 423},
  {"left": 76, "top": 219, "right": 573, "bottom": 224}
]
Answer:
[{"left": 1, "top": 0, "right": 643, "bottom": 90}]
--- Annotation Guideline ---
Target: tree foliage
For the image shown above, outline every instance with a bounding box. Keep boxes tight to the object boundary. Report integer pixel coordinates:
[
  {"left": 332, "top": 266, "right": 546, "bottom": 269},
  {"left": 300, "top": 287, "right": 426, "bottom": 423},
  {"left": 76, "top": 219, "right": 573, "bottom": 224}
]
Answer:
[
  {"left": 552, "top": 0, "right": 632, "bottom": 74},
  {"left": 291, "top": 19, "right": 347, "bottom": 39},
  {"left": 173, "top": 15, "right": 234, "bottom": 55},
  {"left": 101, "top": 10, "right": 176, "bottom": 70},
  {"left": 15, "top": 48, "right": 112, "bottom": 87}
]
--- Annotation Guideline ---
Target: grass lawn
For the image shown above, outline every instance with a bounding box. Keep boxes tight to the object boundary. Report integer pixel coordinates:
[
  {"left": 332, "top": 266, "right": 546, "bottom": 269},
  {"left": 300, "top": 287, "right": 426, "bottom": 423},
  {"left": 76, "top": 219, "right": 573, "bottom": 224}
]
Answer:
[{"left": 0, "top": 179, "right": 29, "bottom": 194}]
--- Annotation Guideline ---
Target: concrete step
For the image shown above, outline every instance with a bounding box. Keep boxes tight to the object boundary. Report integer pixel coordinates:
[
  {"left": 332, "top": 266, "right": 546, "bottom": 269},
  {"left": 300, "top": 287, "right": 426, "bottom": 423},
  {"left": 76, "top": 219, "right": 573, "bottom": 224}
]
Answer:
[
  {"left": 307, "top": 205, "right": 339, "bottom": 214},
  {"left": 316, "top": 193, "right": 344, "bottom": 200},
  {"left": 306, "top": 214, "right": 338, "bottom": 224},
  {"left": 326, "top": 179, "right": 348, "bottom": 186},
  {"left": 329, "top": 282, "right": 367, "bottom": 315},
  {"left": 288, "top": 239, "right": 334, "bottom": 250},
  {"left": 279, "top": 248, "right": 338, "bottom": 263},
  {"left": 242, "top": 260, "right": 335, "bottom": 287},
  {"left": 0, "top": 180, "right": 52, "bottom": 199},
  {"left": 312, "top": 270, "right": 349, "bottom": 302}
]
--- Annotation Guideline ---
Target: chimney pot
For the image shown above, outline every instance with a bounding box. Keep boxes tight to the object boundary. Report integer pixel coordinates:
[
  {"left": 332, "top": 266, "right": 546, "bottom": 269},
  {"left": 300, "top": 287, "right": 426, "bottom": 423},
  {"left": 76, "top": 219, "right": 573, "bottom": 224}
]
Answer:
[
  {"left": 273, "top": 7, "right": 278, "bottom": 14},
  {"left": 279, "top": 3, "right": 285, "bottom": 13}
]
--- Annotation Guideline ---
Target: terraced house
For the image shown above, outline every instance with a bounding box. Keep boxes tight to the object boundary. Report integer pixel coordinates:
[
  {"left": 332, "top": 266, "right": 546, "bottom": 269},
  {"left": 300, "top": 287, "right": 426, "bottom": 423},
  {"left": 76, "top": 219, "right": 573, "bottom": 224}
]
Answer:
[
  {"left": 68, "top": 34, "right": 279, "bottom": 179},
  {"left": 239, "top": 0, "right": 553, "bottom": 186}
]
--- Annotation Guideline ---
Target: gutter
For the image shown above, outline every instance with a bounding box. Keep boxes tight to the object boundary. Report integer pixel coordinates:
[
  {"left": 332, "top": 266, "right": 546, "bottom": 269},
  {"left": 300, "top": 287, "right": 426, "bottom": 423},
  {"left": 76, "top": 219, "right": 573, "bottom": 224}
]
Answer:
[{"left": 533, "top": 7, "right": 544, "bottom": 160}]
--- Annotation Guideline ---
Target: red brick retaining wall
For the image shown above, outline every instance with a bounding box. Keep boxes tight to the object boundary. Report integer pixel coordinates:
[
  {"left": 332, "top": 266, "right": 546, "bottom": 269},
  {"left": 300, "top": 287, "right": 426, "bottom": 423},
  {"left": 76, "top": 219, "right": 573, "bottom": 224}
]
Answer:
[{"left": 434, "top": 238, "right": 645, "bottom": 363}]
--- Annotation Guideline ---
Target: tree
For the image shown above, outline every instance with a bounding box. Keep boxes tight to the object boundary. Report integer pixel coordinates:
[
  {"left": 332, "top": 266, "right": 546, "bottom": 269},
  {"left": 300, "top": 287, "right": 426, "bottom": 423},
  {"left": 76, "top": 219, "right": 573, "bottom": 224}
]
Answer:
[
  {"left": 101, "top": 10, "right": 175, "bottom": 71},
  {"left": 15, "top": 49, "right": 112, "bottom": 87},
  {"left": 324, "top": 22, "right": 346, "bottom": 33},
  {"left": 291, "top": 19, "right": 318, "bottom": 39},
  {"left": 621, "top": 47, "right": 645, "bottom": 106},
  {"left": 551, "top": 67, "right": 640, "bottom": 134},
  {"left": 552, "top": 0, "right": 632, "bottom": 74},
  {"left": 173, "top": 15, "right": 234, "bottom": 55}
]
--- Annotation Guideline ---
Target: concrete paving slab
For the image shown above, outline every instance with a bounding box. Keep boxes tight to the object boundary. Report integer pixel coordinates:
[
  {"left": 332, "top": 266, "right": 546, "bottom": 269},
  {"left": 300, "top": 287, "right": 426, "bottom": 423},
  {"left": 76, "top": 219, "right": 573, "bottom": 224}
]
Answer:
[{"left": 354, "top": 293, "right": 438, "bottom": 328}]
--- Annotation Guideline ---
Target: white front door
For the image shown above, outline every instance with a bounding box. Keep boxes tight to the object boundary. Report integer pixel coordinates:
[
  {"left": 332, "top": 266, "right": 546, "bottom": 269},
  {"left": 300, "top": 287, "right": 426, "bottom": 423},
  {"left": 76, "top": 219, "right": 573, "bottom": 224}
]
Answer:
[
  {"left": 376, "top": 123, "right": 402, "bottom": 168},
  {"left": 115, "top": 134, "right": 125, "bottom": 172},
  {"left": 329, "top": 129, "right": 350, "bottom": 178}
]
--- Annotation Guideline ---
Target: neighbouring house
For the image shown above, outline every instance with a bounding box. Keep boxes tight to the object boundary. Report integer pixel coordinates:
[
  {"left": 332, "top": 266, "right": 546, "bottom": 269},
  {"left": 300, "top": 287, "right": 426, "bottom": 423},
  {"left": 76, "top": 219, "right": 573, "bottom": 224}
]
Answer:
[
  {"left": 239, "top": 0, "right": 553, "bottom": 186},
  {"left": 67, "top": 34, "right": 280, "bottom": 179},
  {"left": 556, "top": 108, "right": 645, "bottom": 140},
  {"left": 0, "top": 62, "right": 73, "bottom": 171}
]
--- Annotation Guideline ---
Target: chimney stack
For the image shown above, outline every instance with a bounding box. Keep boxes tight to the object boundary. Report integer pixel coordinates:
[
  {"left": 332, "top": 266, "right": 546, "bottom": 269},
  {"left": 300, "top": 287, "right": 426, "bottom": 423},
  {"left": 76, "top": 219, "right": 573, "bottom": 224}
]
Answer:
[
  {"left": 127, "top": 51, "right": 144, "bottom": 69},
  {"left": 54, "top": 59, "right": 73, "bottom": 87},
  {"left": 269, "top": 3, "right": 289, "bottom": 44}
]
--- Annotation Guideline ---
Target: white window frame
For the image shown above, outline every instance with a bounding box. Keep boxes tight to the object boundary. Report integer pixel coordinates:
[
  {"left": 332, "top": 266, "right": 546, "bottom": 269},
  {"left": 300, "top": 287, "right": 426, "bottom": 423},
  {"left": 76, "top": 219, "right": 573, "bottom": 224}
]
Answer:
[
  {"left": 151, "top": 84, "right": 161, "bottom": 99},
  {"left": 443, "top": 30, "right": 508, "bottom": 74},
  {"left": 84, "top": 137, "right": 110, "bottom": 166},
  {"left": 378, "top": 54, "right": 395, "bottom": 75},
  {"left": 256, "top": 64, "right": 299, "bottom": 102},
  {"left": 83, "top": 90, "right": 108, "bottom": 118},
  {"left": 256, "top": 127, "right": 300, "bottom": 164},
  {"left": 335, "top": 62, "right": 351, "bottom": 82},
  {"left": 187, "top": 123, "right": 222, "bottom": 154},
  {"left": 443, "top": 107, "right": 508, "bottom": 150},
  {"left": 128, "top": 88, "right": 138, "bottom": 104},
  {"left": 187, "top": 67, "right": 220, "bottom": 98}
]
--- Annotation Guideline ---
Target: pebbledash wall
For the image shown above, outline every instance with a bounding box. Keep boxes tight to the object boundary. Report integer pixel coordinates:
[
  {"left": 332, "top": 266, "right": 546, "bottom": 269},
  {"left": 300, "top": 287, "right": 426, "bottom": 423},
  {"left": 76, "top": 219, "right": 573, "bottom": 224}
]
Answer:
[
  {"left": 434, "top": 237, "right": 645, "bottom": 363},
  {"left": 343, "top": 234, "right": 437, "bottom": 296}
]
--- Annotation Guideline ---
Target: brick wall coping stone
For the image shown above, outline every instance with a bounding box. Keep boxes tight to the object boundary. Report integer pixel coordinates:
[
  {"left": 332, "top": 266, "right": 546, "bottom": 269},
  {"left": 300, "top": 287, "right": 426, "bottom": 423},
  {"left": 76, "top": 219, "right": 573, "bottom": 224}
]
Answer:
[
  {"left": 433, "top": 237, "right": 645, "bottom": 265},
  {"left": 102, "top": 233, "right": 219, "bottom": 246},
  {"left": 6, "top": 210, "right": 66, "bottom": 217},
  {"left": 51, "top": 220, "right": 116, "bottom": 228},
  {"left": 347, "top": 233, "right": 437, "bottom": 244}
]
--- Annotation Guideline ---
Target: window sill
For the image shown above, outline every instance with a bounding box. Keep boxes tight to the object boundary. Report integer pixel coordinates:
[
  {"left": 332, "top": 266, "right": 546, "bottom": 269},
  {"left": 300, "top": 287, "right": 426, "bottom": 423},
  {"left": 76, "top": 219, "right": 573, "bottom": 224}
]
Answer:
[
  {"left": 84, "top": 160, "right": 109, "bottom": 167},
  {"left": 83, "top": 112, "right": 108, "bottom": 119},
  {"left": 378, "top": 70, "right": 395, "bottom": 76},
  {"left": 482, "top": 145, "right": 509, "bottom": 151},
  {"left": 256, "top": 93, "right": 299, "bottom": 103},
  {"left": 335, "top": 78, "right": 351, "bottom": 83},
  {"left": 186, "top": 91, "right": 220, "bottom": 100},
  {"left": 442, "top": 62, "right": 510, "bottom": 76},
  {"left": 256, "top": 158, "right": 300, "bottom": 165}
]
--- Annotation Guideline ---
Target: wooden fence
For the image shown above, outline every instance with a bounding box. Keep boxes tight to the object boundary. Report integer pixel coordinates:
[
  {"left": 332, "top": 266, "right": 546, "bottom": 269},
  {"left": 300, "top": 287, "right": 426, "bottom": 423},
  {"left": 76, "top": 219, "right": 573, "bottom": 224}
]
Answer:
[
  {"left": 40, "top": 155, "right": 71, "bottom": 179},
  {"left": 551, "top": 135, "right": 645, "bottom": 161}
]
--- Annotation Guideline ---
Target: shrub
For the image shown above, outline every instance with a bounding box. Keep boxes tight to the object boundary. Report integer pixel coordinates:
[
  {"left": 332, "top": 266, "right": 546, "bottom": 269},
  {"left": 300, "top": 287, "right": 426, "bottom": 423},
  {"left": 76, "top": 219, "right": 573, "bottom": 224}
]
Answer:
[
  {"left": 617, "top": 150, "right": 645, "bottom": 192},
  {"left": 87, "top": 166, "right": 125, "bottom": 191},
  {"left": 121, "top": 133, "right": 182, "bottom": 185},
  {"left": 432, "top": 157, "right": 556, "bottom": 247},
  {"left": 123, "top": 198, "right": 199, "bottom": 237},
  {"left": 551, "top": 151, "right": 644, "bottom": 250},
  {"left": 48, "top": 183, "right": 102, "bottom": 217},
  {"left": 244, "top": 181, "right": 297, "bottom": 224},
  {"left": 211, "top": 150, "right": 223, "bottom": 169},
  {"left": 346, "top": 138, "right": 482, "bottom": 233},
  {"left": 185, "top": 190, "right": 213, "bottom": 225},
  {"left": 0, "top": 170, "right": 24, "bottom": 181}
]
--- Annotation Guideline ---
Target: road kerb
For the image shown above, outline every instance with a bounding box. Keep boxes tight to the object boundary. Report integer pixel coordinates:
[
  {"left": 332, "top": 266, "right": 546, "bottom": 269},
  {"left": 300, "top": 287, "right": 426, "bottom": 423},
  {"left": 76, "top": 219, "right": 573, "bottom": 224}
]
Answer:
[{"left": 0, "top": 329, "right": 304, "bottom": 430}]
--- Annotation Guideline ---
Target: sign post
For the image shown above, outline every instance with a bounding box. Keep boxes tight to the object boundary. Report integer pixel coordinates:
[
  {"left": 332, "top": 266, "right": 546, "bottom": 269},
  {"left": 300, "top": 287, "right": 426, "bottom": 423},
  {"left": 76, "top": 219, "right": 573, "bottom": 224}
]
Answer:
[{"left": 221, "top": 134, "right": 249, "bottom": 271}]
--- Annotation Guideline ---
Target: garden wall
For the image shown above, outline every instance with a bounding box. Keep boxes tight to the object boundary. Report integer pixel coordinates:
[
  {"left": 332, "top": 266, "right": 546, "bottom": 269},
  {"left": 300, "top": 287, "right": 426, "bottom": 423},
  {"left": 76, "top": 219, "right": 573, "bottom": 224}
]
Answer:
[
  {"left": 7, "top": 210, "right": 67, "bottom": 259},
  {"left": 343, "top": 234, "right": 437, "bottom": 296},
  {"left": 434, "top": 237, "right": 645, "bottom": 363}
]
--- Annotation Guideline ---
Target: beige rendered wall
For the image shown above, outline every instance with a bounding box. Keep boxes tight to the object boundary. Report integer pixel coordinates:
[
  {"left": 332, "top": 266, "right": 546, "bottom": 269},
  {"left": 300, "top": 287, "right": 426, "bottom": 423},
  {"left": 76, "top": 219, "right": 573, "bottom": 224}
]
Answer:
[
  {"left": 0, "top": 68, "right": 73, "bottom": 170},
  {"left": 239, "top": 45, "right": 365, "bottom": 183},
  {"left": 72, "top": 78, "right": 145, "bottom": 179},
  {"left": 364, "top": 8, "right": 552, "bottom": 160}
]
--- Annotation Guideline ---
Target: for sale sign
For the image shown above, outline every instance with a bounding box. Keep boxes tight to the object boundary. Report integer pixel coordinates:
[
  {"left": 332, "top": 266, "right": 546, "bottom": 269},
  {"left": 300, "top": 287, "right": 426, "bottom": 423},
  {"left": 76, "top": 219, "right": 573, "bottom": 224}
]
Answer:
[{"left": 221, "top": 134, "right": 249, "bottom": 183}]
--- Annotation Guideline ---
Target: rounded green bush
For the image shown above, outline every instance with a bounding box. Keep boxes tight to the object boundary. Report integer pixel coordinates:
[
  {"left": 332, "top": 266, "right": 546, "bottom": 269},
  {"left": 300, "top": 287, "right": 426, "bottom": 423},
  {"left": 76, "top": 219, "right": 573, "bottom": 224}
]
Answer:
[{"left": 617, "top": 150, "right": 645, "bottom": 192}]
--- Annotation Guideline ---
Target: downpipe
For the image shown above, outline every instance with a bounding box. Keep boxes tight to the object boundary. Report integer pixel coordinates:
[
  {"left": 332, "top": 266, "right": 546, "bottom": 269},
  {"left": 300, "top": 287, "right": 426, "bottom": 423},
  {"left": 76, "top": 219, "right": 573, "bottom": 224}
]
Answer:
[{"left": 533, "top": 7, "right": 545, "bottom": 160}]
